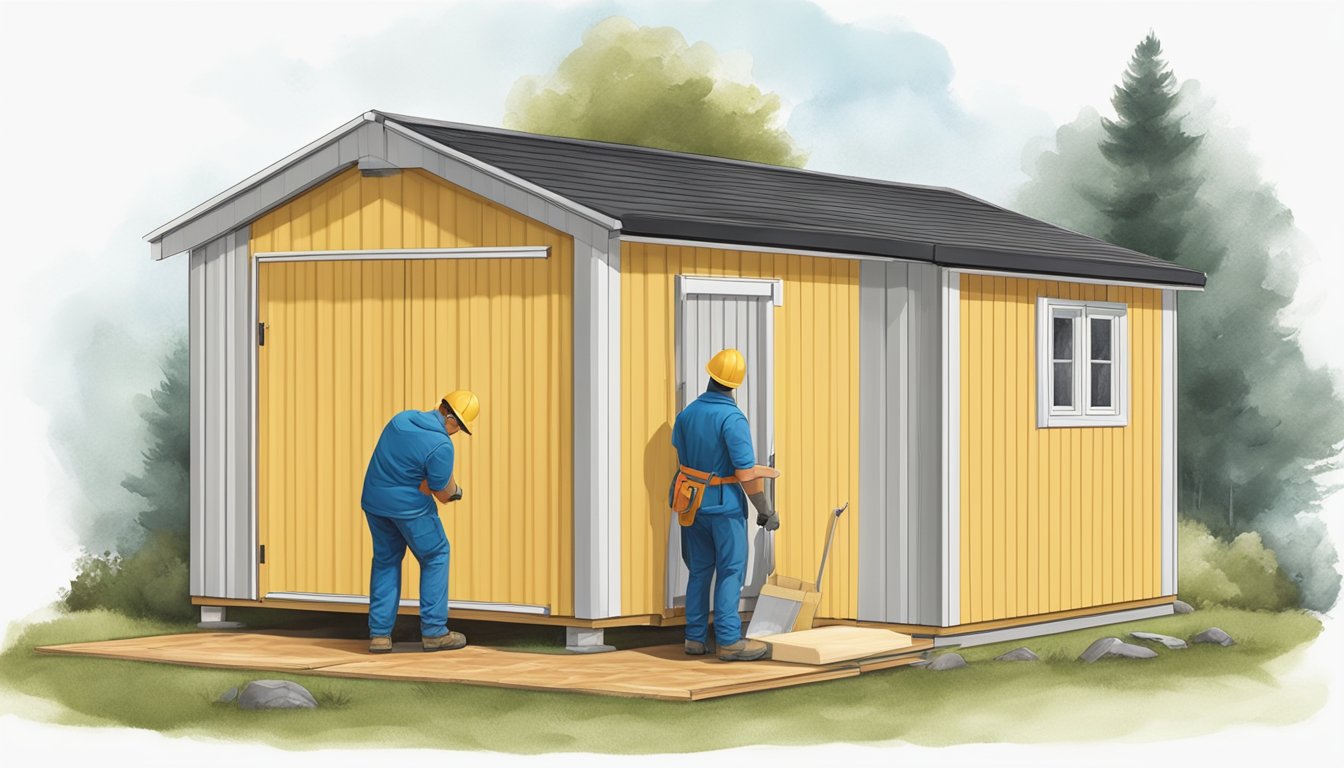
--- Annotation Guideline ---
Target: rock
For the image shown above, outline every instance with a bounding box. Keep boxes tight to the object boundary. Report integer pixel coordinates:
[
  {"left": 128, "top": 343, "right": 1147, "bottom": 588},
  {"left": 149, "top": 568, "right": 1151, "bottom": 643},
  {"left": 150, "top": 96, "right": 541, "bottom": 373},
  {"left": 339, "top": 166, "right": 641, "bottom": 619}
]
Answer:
[
  {"left": 217, "top": 686, "right": 239, "bottom": 704},
  {"left": 1079, "top": 637, "right": 1121, "bottom": 662},
  {"left": 994, "top": 647, "right": 1039, "bottom": 662},
  {"left": 926, "top": 653, "right": 967, "bottom": 671},
  {"left": 1130, "top": 631, "right": 1188, "bottom": 650},
  {"left": 236, "top": 680, "right": 319, "bottom": 710},
  {"left": 1173, "top": 600, "right": 1194, "bottom": 614},
  {"left": 1190, "top": 627, "right": 1236, "bottom": 647},
  {"left": 1079, "top": 636, "right": 1157, "bottom": 662}
]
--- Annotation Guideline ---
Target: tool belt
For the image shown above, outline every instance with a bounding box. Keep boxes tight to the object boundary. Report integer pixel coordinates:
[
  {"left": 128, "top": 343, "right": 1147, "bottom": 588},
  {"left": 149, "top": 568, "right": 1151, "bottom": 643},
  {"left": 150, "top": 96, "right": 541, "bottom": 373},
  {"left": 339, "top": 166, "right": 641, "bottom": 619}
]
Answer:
[{"left": 669, "top": 464, "right": 739, "bottom": 527}]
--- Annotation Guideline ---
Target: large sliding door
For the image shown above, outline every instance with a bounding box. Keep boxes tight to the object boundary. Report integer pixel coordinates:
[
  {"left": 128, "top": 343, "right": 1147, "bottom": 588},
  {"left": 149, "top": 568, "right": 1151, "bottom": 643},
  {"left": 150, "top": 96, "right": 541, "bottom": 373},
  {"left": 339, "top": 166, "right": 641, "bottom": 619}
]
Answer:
[{"left": 257, "top": 259, "right": 408, "bottom": 600}]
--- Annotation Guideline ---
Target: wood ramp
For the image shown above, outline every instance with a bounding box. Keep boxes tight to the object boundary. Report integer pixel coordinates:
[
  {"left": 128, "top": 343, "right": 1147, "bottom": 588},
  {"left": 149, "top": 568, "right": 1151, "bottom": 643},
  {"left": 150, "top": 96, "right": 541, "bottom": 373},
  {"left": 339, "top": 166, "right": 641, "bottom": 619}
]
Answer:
[{"left": 36, "top": 631, "right": 932, "bottom": 701}]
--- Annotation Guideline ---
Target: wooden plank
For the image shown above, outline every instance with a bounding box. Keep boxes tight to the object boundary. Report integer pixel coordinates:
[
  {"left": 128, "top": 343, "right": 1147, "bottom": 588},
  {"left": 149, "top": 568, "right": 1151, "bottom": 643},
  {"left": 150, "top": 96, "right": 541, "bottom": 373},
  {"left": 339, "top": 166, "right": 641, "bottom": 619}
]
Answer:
[
  {"left": 37, "top": 633, "right": 924, "bottom": 701},
  {"left": 762, "top": 625, "right": 915, "bottom": 665}
]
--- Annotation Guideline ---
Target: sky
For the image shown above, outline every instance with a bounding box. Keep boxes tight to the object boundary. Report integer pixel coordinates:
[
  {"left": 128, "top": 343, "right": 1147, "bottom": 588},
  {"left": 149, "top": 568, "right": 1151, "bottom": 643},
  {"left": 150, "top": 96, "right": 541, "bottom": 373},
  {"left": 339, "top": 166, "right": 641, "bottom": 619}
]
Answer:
[{"left": 0, "top": 0, "right": 1341, "bottom": 763}]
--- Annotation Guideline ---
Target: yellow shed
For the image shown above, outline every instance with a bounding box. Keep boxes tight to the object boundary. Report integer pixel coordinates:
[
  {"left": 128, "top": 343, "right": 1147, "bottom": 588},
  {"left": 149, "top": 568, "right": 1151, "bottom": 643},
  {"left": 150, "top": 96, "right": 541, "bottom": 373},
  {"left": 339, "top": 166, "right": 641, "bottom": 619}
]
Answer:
[{"left": 147, "top": 111, "right": 1205, "bottom": 649}]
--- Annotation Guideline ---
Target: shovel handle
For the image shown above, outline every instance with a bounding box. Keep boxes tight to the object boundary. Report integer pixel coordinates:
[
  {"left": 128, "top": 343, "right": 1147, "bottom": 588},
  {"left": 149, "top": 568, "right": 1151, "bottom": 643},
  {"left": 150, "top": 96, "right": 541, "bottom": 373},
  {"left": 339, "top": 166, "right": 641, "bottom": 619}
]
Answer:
[{"left": 815, "top": 502, "right": 848, "bottom": 590}]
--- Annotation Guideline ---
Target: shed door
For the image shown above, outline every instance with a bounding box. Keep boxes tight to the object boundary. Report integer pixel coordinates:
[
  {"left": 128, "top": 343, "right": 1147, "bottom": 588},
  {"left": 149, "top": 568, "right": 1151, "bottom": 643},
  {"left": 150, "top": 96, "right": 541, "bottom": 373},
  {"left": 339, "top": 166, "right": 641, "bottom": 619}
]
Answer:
[
  {"left": 667, "top": 276, "right": 779, "bottom": 611},
  {"left": 257, "top": 260, "right": 410, "bottom": 600}
]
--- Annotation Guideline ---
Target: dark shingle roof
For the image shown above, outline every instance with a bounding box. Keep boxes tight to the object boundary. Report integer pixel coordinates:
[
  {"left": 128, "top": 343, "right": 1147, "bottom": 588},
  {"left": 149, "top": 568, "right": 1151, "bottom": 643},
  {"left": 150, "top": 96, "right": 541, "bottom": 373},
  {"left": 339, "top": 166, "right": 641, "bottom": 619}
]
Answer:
[{"left": 384, "top": 112, "right": 1206, "bottom": 288}]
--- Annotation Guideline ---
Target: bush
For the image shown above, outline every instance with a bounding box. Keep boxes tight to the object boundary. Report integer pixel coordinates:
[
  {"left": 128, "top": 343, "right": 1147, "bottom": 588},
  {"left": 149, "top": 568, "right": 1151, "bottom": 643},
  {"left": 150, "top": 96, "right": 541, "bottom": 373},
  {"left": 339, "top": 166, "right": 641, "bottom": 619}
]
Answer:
[
  {"left": 60, "top": 532, "right": 193, "bottom": 622},
  {"left": 1178, "top": 518, "right": 1299, "bottom": 610}
]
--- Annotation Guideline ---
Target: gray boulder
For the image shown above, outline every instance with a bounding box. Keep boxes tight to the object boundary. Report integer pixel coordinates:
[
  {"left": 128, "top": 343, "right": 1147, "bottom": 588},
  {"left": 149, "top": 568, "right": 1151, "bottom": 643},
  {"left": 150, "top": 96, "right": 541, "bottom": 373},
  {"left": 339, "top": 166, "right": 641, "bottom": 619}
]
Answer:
[
  {"left": 1173, "top": 600, "right": 1194, "bottom": 614},
  {"left": 1130, "top": 631, "right": 1188, "bottom": 650},
  {"left": 217, "top": 686, "right": 240, "bottom": 704},
  {"left": 925, "top": 653, "right": 967, "bottom": 671},
  {"left": 1079, "top": 636, "right": 1157, "bottom": 662},
  {"left": 994, "top": 647, "right": 1039, "bottom": 662},
  {"left": 1190, "top": 627, "right": 1236, "bottom": 647},
  {"left": 236, "top": 680, "right": 319, "bottom": 710}
]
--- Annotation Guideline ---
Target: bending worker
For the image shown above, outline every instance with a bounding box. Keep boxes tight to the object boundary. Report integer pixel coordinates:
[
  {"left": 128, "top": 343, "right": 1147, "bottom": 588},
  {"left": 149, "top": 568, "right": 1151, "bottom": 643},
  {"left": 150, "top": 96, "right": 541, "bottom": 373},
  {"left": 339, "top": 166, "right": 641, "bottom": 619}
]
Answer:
[
  {"left": 360, "top": 390, "right": 480, "bottom": 654},
  {"left": 671, "top": 348, "right": 781, "bottom": 662}
]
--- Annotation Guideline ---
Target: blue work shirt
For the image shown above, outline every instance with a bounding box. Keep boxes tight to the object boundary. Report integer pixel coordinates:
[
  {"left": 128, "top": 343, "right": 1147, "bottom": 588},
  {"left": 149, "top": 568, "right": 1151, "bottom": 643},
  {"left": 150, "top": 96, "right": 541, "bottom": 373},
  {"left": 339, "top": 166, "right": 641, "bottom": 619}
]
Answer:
[
  {"left": 361, "top": 409, "right": 455, "bottom": 519},
  {"left": 671, "top": 390, "right": 757, "bottom": 516}
]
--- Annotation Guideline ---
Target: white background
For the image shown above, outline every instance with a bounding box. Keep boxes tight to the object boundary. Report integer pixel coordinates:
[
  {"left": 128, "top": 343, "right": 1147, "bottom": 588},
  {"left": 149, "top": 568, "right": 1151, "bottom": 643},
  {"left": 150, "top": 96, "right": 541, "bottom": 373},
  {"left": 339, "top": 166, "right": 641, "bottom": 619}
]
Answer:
[{"left": 1, "top": 0, "right": 1340, "bottom": 764}]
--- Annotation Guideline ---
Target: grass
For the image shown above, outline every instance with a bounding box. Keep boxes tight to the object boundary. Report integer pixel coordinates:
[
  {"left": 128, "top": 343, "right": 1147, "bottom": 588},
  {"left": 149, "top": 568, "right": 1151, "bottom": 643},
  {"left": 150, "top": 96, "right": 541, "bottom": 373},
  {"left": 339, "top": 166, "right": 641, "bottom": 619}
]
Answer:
[{"left": 0, "top": 606, "right": 1325, "bottom": 753}]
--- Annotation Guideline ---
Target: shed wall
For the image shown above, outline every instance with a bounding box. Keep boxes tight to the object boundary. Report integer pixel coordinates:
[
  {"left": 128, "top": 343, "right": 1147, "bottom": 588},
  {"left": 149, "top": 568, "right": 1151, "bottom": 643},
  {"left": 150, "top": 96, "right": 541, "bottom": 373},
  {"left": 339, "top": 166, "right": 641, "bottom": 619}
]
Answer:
[
  {"left": 251, "top": 168, "right": 575, "bottom": 616},
  {"left": 189, "top": 227, "right": 254, "bottom": 599},
  {"left": 619, "top": 242, "right": 861, "bottom": 620},
  {"left": 857, "top": 260, "right": 943, "bottom": 625},
  {"left": 959, "top": 275, "right": 1163, "bottom": 624}
]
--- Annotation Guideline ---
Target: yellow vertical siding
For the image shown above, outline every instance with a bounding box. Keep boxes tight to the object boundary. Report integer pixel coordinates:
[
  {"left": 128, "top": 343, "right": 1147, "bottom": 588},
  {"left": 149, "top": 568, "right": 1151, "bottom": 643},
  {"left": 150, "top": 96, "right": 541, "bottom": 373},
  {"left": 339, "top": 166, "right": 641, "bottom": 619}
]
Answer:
[
  {"left": 619, "top": 242, "right": 861, "bottom": 620},
  {"left": 959, "top": 275, "right": 1163, "bottom": 624},
  {"left": 254, "top": 168, "right": 574, "bottom": 616}
]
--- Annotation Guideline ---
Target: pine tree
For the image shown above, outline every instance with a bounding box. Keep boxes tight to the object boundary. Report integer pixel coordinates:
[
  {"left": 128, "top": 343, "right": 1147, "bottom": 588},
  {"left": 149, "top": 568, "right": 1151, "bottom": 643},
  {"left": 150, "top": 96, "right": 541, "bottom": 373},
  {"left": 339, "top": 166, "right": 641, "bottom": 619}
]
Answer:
[
  {"left": 121, "top": 338, "right": 191, "bottom": 556},
  {"left": 1017, "top": 33, "right": 1344, "bottom": 609},
  {"left": 1099, "top": 33, "right": 1212, "bottom": 270}
]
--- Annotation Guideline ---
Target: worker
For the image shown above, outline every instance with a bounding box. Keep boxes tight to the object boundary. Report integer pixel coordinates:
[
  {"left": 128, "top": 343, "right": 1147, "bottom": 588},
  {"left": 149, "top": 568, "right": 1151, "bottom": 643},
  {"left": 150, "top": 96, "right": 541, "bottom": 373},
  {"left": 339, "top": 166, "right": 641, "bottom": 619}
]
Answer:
[
  {"left": 671, "top": 348, "right": 781, "bottom": 662},
  {"left": 360, "top": 390, "right": 480, "bottom": 654}
]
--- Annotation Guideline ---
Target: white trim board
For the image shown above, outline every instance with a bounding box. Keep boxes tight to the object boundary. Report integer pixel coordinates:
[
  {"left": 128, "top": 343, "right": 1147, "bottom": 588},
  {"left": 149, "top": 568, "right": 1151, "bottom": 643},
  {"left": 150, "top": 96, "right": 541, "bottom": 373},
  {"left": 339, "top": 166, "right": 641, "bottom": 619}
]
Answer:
[
  {"left": 931, "top": 604, "right": 1175, "bottom": 648},
  {"left": 145, "top": 113, "right": 373, "bottom": 244},
  {"left": 264, "top": 592, "right": 551, "bottom": 616},
  {"left": 678, "top": 275, "right": 784, "bottom": 306},
  {"left": 254, "top": 246, "right": 549, "bottom": 262},
  {"left": 949, "top": 266, "right": 1204, "bottom": 293},
  {"left": 940, "top": 269, "right": 961, "bottom": 627},
  {"left": 1161, "top": 290, "right": 1178, "bottom": 594}
]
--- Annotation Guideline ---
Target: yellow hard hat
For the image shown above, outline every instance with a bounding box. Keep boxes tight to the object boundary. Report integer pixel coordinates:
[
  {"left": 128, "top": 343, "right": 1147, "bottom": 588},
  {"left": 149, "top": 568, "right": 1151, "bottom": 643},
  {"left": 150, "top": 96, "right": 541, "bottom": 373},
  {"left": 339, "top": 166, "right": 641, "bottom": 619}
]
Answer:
[
  {"left": 706, "top": 348, "right": 747, "bottom": 389},
  {"left": 442, "top": 390, "right": 480, "bottom": 435}
]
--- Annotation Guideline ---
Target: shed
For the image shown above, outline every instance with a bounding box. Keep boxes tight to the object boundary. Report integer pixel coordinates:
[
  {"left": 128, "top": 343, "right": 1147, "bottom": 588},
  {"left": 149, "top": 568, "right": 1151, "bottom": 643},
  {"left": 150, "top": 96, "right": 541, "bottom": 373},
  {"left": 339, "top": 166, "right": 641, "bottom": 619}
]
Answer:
[{"left": 147, "top": 111, "right": 1205, "bottom": 649}]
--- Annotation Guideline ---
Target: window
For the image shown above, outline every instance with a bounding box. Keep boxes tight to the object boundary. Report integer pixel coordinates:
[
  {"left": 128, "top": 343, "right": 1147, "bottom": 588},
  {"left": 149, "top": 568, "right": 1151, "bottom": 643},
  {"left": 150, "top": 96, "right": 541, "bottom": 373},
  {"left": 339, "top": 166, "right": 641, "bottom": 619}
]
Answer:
[{"left": 1037, "top": 297, "right": 1127, "bottom": 427}]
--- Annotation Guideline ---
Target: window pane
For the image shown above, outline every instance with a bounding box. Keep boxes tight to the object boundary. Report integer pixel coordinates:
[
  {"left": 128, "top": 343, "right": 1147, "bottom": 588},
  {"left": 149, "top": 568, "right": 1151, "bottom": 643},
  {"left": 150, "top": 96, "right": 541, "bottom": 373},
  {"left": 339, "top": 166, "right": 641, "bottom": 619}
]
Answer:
[
  {"left": 1053, "top": 316, "right": 1073, "bottom": 360},
  {"left": 1091, "top": 317, "right": 1112, "bottom": 361},
  {"left": 1091, "top": 362, "right": 1112, "bottom": 408},
  {"left": 1053, "top": 362, "right": 1073, "bottom": 407}
]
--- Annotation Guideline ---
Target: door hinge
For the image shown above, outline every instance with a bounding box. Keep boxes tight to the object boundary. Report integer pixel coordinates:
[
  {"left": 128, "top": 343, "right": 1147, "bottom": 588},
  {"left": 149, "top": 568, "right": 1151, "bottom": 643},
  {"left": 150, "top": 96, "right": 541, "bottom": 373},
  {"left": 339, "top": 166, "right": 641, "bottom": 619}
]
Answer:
[
  {"left": 257, "top": 322, "right": 267, "bottom": 347},
  {"left": 258, "top": 544, "right": 266, "bottom": 564}
]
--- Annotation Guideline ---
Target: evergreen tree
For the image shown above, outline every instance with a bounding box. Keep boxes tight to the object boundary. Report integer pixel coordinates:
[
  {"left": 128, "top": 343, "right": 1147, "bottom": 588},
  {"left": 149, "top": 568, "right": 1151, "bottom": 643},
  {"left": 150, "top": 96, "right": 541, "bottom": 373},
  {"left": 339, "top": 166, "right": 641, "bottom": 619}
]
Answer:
[
  {"left": 121, "top": 337, "right": 191, "bottom": 556},
  {"left": 1017, "top": 34, "right": 1344, "bottom": 610},
  {"left": 1099, "top": 33, "right": 1207, "bottom": 267}
]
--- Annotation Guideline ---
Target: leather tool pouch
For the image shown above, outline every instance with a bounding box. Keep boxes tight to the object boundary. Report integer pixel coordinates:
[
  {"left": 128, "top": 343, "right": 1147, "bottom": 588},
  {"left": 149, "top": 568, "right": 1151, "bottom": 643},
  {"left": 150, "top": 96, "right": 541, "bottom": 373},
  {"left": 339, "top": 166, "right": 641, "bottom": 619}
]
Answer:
[{"left": 670, "top": 467, "right": 712, "bottom": 527}]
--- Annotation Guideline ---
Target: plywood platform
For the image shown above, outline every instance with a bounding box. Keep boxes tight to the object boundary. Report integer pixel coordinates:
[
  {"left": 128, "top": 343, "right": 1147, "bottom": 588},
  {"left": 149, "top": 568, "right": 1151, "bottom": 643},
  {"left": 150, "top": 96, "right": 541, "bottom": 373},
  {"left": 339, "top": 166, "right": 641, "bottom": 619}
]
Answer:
[{"left": 36, "top": 631, "right": 932, "bottom": 701}]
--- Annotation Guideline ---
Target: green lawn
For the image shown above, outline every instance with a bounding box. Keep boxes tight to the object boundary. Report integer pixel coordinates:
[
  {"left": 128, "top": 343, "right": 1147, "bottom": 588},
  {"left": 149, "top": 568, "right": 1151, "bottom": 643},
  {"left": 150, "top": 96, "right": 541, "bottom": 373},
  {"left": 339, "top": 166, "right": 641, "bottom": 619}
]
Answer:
[{"left": 0, "top": 606, "right": 1324, "bottom": 753}]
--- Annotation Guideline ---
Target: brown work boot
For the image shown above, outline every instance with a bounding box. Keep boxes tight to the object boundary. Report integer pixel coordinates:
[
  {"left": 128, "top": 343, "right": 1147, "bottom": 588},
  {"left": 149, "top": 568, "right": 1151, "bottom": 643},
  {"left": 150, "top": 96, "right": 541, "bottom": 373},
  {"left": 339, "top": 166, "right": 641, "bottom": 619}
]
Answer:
[
  {"left": 717, "top": 638, "right": 769, "bottom": 661},
  {"left": 684, "top": 639, "right": 713, "bottom": 656},
  {"left": 369, "top": 636, "right": 393, "bottom": 654},
  {"left": 422, "top": 630, "right": 467, "bottom": 652}
]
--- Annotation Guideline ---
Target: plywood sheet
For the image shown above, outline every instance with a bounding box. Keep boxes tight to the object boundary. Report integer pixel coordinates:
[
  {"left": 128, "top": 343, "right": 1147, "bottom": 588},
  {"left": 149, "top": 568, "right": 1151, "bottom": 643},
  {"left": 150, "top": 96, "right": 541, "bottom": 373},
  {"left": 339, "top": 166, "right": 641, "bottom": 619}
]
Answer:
[
  {"left": 36, "top": 631, "right": 929, "bottom": 702},
  {"left": 761, "top": 625, "right": 915, "bottom": 665}
]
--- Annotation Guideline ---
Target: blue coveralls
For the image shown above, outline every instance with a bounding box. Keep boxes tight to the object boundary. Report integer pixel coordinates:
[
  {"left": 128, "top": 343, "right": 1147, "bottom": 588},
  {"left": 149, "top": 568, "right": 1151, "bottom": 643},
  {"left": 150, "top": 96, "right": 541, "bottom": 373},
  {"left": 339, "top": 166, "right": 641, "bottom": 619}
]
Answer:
[
  {"left": 670, "top": 390, "right": 758, "bottom": 647},
  {"left": 360, "top": 409, "right": 455, "bottom": 639}
]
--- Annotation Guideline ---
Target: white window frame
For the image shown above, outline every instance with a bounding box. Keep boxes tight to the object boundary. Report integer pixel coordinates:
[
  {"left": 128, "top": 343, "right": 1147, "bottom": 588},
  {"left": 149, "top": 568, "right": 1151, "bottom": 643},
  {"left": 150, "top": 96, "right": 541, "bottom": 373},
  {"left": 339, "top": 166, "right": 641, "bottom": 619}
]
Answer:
[{"left": 1036, "top": 297, "right": 1128, "bottom": 427}]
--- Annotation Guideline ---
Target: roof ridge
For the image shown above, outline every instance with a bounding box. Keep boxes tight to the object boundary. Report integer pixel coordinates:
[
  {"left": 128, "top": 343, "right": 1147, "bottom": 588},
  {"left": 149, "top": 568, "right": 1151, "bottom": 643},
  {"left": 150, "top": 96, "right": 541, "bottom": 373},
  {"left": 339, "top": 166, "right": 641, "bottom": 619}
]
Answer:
[{"left": 376, "top": 109, "right": 975, "bottom": 200}]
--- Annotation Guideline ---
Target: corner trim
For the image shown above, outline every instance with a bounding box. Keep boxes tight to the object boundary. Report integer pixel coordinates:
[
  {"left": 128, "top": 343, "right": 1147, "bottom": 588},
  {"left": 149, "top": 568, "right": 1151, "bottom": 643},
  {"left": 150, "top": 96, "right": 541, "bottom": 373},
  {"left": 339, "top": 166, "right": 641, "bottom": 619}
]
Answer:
[
  {"left": 1162, "top": 290, "right": 1178, "bottom": 594},
  {"left": 941, "top": 269, "right": 961, "bottom": 626}
]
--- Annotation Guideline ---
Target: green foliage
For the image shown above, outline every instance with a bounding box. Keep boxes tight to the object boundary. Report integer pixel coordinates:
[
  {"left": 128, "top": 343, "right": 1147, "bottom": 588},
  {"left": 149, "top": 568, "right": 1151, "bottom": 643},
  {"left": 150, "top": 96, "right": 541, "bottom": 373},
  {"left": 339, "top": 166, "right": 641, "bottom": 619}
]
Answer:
[
  {"left": 505, "top": 16, "right": 806, "bottom": 167},
  {"left": 121, "top": 337, "right": 190, "bottom": 555},
  {"left": 1016, "top": 33, "right": 1344, "bottom": 611},
  {"left": 60, "top": 533, "right": 193, "bottom": 622},
  {"left": 63, "top": 338, "right": 193, "bottom": 622},
  {"left": 1177, "top": 519, "right": 1298, "bottom": 610}
]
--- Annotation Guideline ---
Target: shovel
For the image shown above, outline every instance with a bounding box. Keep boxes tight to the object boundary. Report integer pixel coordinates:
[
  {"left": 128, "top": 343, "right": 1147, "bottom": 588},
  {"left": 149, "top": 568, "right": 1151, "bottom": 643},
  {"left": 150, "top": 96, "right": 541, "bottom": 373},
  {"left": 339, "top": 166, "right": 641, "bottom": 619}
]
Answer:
[{"left": 745, "top": 502, "right": 849, "bottom": 639}]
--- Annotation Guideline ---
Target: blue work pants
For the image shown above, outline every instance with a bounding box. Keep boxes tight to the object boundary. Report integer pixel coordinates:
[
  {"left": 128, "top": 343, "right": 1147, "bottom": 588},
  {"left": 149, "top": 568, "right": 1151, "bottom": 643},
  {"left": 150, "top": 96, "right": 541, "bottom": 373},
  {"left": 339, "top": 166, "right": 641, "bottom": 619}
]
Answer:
[
  {"left": 681, "top": 512, "right": 747, "bottom": 646},
  {"left": 365, "top": 511, "right": 450, "bottom": 639}
]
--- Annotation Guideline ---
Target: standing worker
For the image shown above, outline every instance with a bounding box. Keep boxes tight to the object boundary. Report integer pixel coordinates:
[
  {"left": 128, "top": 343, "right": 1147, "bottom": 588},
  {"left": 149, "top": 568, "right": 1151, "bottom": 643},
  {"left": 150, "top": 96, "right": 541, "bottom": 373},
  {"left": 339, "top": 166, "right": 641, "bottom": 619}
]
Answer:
[
  {"left": 671, "top": 349, "right": 781, "bottom": 662},
  {"left": 360, "top": 390, "right": 480, "bottom": 654}
]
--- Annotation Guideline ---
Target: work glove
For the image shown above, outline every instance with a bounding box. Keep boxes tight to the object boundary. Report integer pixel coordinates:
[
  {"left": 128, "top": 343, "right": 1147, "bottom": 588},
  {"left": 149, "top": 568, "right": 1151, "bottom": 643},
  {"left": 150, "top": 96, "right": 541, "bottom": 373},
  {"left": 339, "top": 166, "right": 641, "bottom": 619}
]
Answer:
[
  {"left": 757, "top": 511, "right": 780, "bottom": 532},
  {"left": 449, "top": 485, "right": 464, "bottom": 502}
]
